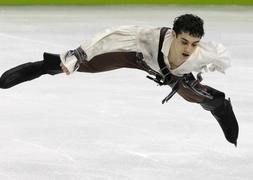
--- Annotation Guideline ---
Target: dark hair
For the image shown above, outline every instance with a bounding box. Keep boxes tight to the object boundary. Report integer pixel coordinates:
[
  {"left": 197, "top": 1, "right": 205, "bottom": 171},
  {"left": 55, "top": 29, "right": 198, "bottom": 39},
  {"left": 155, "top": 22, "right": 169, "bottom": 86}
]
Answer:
[{"left": 172, "top": 14, "right": 204, "bottom": 38}]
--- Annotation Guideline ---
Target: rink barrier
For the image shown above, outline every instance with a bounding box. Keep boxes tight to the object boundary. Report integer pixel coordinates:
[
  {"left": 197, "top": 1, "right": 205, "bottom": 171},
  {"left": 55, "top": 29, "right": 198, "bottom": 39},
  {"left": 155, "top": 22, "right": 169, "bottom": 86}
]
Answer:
[{"left": 0, "top": 0, "right": 252, "bottom": 5}]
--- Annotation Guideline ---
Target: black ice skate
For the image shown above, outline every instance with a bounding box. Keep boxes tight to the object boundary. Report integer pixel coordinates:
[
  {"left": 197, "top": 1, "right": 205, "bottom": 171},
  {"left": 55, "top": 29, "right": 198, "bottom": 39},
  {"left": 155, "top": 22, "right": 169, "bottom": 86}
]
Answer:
[{"left": 211, "top": 98, "right": 239, "bottom": 146}]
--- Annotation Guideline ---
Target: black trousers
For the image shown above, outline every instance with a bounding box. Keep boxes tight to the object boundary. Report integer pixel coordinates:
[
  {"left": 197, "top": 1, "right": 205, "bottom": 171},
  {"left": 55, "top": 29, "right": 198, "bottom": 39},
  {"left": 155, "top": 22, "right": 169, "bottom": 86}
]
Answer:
[{"left": 0, "top": 53, "right": 62, "bottom": 89}]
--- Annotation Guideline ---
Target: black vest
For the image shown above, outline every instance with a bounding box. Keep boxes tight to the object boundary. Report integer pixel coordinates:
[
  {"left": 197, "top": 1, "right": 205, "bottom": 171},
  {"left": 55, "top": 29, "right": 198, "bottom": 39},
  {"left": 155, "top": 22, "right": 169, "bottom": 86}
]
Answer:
[{"left": 157, "top": 27, "right": 171, "bottom": 80}]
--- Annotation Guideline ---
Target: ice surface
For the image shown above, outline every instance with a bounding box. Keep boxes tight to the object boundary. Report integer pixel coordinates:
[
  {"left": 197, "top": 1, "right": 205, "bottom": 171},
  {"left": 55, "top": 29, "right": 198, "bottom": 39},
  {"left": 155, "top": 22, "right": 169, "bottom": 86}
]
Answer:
[{"left": 0, "top": 5, "right": 253, "bottom": 180}]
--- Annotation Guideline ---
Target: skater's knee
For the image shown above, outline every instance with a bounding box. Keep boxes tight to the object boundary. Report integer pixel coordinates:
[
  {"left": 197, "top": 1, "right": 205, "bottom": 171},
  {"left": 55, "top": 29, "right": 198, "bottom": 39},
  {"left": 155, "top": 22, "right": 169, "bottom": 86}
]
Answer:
[{"left": 200, "top": 87, "right": 225, "bottom": 111}]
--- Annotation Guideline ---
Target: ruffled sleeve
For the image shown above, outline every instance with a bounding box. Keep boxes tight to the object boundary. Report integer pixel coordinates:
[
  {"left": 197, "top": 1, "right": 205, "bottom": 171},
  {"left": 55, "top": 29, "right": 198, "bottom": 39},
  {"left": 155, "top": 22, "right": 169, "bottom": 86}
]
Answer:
[
  {"left": 199, "top": 42, "right": 231, "bottom": 73},
  {"left": 169, "top": 41, "right": 232, "bottom": 76}
]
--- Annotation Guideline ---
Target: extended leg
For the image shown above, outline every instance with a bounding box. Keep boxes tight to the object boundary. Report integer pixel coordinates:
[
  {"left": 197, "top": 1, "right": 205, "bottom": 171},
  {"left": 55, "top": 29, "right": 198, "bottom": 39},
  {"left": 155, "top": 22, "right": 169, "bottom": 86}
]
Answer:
[
  {"left": 0, "top": 53, "right": 62, "bottom": 89},
  {"left": 200, "top": 87, "right": 239, "bottom": 146},
  {"left": 169, "top": 73, "right": 239, "bottom": 146}
]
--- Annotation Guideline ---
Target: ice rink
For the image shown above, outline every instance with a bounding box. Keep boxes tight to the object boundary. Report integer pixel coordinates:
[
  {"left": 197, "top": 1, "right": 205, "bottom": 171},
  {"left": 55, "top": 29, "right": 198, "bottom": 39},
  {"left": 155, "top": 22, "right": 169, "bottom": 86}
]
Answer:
[{"left": 0, "top": 5, "right": 253, "bottom": 180}]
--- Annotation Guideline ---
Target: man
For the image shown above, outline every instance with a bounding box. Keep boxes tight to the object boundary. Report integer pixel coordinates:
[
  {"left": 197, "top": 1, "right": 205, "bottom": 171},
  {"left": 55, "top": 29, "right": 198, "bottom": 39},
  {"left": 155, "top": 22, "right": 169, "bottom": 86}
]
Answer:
[{"left": 0, "top": 14, "right": 239, "bottom": 146}]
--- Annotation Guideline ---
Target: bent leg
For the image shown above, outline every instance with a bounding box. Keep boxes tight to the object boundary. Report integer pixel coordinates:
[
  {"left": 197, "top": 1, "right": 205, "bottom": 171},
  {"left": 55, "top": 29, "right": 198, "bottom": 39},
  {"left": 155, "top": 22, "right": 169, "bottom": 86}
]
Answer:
[
  {"left": 175, "top": 75, "right": 239, "bottom": 146},
  {"left": 0, "top": 53, "right": 62, "bottom": 89},
  {"left": 200, "top": 87, "right": 239, "bottom": 146}
]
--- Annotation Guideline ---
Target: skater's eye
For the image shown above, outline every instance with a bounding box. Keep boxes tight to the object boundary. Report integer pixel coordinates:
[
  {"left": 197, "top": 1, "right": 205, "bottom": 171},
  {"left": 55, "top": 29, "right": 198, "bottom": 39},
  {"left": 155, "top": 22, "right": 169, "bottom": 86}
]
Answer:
[
  {"left": 181, "top": 40, "right": 188, "bottom": 45},
  {"left": 192, "top": 43, "right": 198, "bottom": 47}
]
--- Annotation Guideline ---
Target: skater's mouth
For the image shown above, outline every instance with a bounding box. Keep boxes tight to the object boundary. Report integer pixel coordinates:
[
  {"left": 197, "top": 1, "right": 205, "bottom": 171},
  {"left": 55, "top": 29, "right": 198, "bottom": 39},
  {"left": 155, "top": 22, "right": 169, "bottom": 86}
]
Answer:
[{"left": 182, "top": 53, "right": 190, "bottom": 57}]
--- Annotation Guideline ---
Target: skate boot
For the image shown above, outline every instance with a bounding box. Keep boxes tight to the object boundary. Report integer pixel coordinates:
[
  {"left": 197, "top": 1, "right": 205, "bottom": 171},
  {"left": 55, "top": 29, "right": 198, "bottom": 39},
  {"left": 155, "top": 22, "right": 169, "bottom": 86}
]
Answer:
[{"left": 211, "top": 98, "right": 239, "bottom": 146}]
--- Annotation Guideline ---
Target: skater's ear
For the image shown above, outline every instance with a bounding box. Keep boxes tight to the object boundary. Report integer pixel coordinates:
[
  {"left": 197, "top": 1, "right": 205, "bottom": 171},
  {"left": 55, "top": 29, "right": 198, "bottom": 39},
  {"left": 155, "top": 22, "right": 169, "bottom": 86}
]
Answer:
[{"left": 172, "top": 30, "right": 177, "bottom": 38}]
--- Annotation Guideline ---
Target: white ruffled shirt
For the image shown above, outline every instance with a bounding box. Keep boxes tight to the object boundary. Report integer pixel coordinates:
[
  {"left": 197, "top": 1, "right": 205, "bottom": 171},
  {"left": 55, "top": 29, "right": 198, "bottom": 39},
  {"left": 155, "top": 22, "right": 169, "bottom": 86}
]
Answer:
[
  {"left": 161, "top": 28, "right": 231, "bottom": 76},
  {"left": 78, "top": 25, "right": 231, "bottom": 76}
]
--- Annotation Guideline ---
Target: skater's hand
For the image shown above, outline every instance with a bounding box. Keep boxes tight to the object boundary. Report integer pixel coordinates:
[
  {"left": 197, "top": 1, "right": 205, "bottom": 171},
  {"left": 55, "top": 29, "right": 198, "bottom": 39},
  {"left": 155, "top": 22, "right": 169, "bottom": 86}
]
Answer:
[{"left": 60, "top": 62, "right": 70, "bottom": 75}]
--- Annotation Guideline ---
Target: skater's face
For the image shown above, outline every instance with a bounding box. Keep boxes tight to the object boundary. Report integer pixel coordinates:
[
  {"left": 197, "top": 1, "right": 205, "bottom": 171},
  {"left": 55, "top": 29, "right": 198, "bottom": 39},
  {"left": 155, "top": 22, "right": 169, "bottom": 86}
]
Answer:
[{"left": 170, "top": 31, "right": 201, "bottom": 69}]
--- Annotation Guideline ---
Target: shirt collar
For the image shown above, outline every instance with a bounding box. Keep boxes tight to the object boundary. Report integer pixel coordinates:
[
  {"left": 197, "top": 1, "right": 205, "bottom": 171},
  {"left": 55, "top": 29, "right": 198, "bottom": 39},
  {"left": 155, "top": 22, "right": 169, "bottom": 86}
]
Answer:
[
  {"left": 161, "top": 29, "right": 172, "bottom": 58},
  {"left": 161, "top": 29, "right": 173, "bottom": 69}
]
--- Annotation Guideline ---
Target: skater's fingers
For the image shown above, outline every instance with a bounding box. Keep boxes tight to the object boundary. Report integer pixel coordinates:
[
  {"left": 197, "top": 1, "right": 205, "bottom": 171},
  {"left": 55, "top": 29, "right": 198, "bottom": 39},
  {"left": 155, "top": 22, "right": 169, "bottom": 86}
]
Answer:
[
  {"left": 64, "top": 69, "right": 70, "bottom": 75},
  {"left": 60, "top": 63, "right": 70, "bottom": 75}
]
